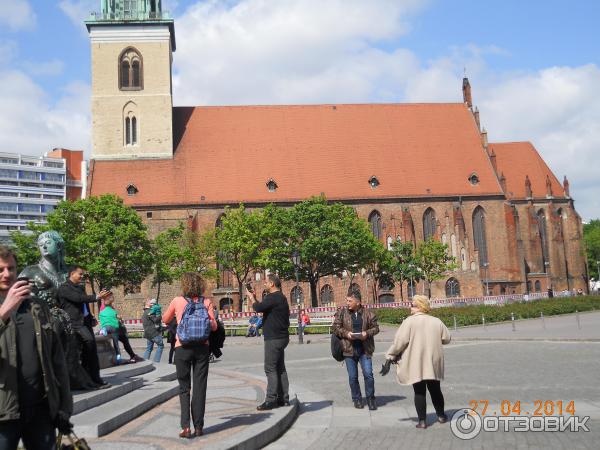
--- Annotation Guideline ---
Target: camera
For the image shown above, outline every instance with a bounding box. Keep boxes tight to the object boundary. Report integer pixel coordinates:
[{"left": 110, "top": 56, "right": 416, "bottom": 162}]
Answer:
[{"left": 245, "top": 282, "right": 254, "bottom": 293}]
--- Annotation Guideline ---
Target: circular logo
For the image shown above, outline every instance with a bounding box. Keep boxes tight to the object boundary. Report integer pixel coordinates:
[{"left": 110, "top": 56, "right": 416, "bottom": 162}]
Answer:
[{"left": 450, "top": 408, "right": 482, "bottom": 440}]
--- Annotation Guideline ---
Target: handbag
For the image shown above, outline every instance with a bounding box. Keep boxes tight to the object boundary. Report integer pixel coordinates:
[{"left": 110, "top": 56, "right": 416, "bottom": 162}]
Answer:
[
  {"left": 57, "top": 431, "right": 91, "bottom": 450},
  {"left": 330, "top": 308, "right": 345, "bottom": 362}
]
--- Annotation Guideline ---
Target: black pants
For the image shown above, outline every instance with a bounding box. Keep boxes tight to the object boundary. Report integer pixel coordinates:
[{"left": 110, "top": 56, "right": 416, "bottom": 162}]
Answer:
[
  {"left": 264, "top": 337, "right": 289, "bottom": 403},
  {"left": 412, "top": 379, "right": 445, "bottom": 421},
  {"left": 0, "top": 403, "right": 56, "bottom": 450},
  {"left": 169, "top": 341, "right": 176, "bottom": 364},
  {"left": 117, "top": 325, "right": 136, "bottom": 358},
  {"left": 75, "top": 325, "right": 102, "bottom": 384},
  {"left": 174, "top": 345, "right": 210, "bottom": 430}
]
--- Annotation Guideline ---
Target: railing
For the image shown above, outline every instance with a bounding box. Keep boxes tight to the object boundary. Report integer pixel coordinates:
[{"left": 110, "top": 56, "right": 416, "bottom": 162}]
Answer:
[
  {"left": 88, "top": 10, "right": 171, "bottom": 22},
  {"left": 122, "top": 291, "right": 576, "bottom": 323}
]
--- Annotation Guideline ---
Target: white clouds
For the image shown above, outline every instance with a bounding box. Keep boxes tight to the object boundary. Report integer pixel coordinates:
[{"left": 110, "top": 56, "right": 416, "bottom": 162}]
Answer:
[
  {"left": 0, "top": 0, "right": 36, "bottom": 31},
  {"left": 0, "top": 0, "right": 597, "bottom": 219},
  {"left": 173, "top": 0, "right": 427, "bottom": 105},
  {"left": 0, "top": 68, "right": 90, "bottom": 157},
  {"left": 22, "top": 58, "right": 65, "bottom": 76},
  {"left": 59, "top": 0, "right": 97, "bottom": 31},
  {"left": 476, "top": 65, "right": 600, "bottom": 221}
]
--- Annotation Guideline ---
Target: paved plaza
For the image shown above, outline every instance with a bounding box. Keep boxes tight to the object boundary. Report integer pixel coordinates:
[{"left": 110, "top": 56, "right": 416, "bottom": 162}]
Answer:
[{"left": 91, "top": 312, "right": 600, "bottom": 449}]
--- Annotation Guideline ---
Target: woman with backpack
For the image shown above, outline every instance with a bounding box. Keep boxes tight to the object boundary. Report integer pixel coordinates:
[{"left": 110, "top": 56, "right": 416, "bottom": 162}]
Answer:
[{"left": 162, "top": 272, "right": 217, "bottom": 439}]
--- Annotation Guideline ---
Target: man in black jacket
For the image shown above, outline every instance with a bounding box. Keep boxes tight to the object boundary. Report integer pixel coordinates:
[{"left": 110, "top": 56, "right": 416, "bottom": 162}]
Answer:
[
  {"left": 0, "top": 246, "right": 73, "bottom": 449},
  {"left": 247, "top": 274, "right": 290, "bottom": 410},
  {"left": 57, "top": 265, "right": 110, "bottom": 388}
]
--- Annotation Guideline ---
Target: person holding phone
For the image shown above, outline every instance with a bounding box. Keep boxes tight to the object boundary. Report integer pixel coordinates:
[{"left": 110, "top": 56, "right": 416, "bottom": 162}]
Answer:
[
  {"left": 246, "top": 275, "right": 290, "bottom": 410},
  {"left": 332, "top": 288, "right": 380, "bottom": 410}
]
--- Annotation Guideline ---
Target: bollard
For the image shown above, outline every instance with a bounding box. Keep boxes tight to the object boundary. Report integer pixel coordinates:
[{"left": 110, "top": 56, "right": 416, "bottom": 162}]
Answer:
[
  {"left": 511, "top": 312, "right": 516, "bottom": 332},
  {"left": 541, "top": 311, "right": 545, "bottom": 330},
  {"left": 453, "top": 315, "right": 457, "bottom": 331},
  {"left": 482, "top": 314, "right": 486, "bottom": 329},
  {"left": 576, "top": 310, "right": 581, "bottom": 330}
]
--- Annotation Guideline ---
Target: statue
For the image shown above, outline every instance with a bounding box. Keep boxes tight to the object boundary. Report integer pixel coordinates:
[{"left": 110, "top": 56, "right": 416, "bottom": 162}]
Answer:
[{"left": 20, "top": 231, "right": 98, "bottom": 390}]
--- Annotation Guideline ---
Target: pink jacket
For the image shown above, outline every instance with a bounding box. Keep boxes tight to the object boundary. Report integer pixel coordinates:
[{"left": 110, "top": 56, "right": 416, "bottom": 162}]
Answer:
[{"left": 162, "top": 296, "right": 217, "bottom": 348}]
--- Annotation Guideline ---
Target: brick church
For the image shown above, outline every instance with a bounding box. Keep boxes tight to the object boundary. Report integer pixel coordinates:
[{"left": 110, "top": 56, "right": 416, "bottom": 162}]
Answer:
[{"left": 85, "top": 1, "right": 587, "bottom": 315}]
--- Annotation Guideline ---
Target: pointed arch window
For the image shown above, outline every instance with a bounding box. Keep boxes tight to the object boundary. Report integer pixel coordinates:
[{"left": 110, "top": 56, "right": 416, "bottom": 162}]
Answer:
[
  {"left": 368, "top": 210, "right": 382, "bottom": 241},
  {"left": 423, "top": 208, "right": 436, "bottom": 240},
  {"left": 445, "top": 277, "right": 460, "bottom": 298},
  {"left": 320, "top": 284, "right": 334, "bottom": 305},
  {"left": 537, "top": 209, "right": 549, "bottom": 272},
  {"left": 472, "top": 206, "right": 488, "bottom": 267},
  {"left": 291, "top": 286, "right": 304, "bottom": 305},
  {"left": 125, "top": 115, "right": 138, "bottom": 146},
  {"left": 119, "top": 47, "right": 143, "bottom": 90}
]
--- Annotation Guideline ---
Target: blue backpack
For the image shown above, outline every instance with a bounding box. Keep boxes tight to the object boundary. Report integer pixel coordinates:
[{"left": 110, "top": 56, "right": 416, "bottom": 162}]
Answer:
[{"left": 177, "top": 297, "right": 211, "bottom": 344}]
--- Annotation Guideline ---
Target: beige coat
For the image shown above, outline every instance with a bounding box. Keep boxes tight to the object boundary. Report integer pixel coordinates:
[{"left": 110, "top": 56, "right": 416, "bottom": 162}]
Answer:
[{"left": 385, "top": 312, "right": 451, "bottom": 385}]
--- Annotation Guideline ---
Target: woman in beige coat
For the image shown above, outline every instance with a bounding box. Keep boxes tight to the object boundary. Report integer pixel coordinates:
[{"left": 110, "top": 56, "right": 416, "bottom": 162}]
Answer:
[{"left": 385, "top": 295, "right": 451, "bottom": 429}]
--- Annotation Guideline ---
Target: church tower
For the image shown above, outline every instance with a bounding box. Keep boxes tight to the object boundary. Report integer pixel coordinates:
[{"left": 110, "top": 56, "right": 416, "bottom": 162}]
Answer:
[{"left": 86, "top": 1, "right": 175, "bottom": 160}]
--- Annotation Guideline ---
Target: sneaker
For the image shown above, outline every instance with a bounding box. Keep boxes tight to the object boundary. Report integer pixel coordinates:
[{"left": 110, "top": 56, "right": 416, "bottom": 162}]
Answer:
[
  {"left": 256, "top": 401, "right": 277, "bottom": 411},
  {"left": 115, "top": 354, "right": 122, "bottom": 364},
  {"left": 367, "top": 397, "right": 377, "bottom": 411},
  {"left": 353, "top": 399, "right": 364, "bottom": 409},
  {"left": 130, "top": 355, "right": 144, "bottom": 363}
]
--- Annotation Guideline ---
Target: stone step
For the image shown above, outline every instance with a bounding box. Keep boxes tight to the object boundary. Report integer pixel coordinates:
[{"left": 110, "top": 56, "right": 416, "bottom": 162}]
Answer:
[
  {"left": 72, "top": 362, "right": 178, "bottom": 438},
  {"left": 101, "top": 360, "right": 155, "bottom": 379},
  {"left": 73, "top": 378, "right": 144, "bottom": 415}
]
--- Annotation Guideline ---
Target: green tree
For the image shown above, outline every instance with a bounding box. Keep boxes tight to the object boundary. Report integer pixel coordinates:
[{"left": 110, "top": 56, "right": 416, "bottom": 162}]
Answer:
[
  {"left": 583, "top": 219, "right": 600, "bottom": 279},
  {"left": 41, "top": 194, "right": 154, "bottom": 291},
  {"left": 415, "top": 239, "right": 456, "bottom": 298},
  {"left": 389, "top": 240, "right": 420, "bottom": 301},
  {"left": 363, "top": 241, "right": 395, "bottom": 304},
  {"left": 152, "top": 223, "right": 218, "bottom": 300},
  {"left": 214, "top": 205, "right": 265, "bottom": 306},
  {"left": 260, "top": 197, "right": 381, "bottom": 307}
]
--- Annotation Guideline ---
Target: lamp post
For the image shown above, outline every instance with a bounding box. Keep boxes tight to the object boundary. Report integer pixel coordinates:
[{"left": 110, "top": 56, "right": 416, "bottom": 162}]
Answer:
[
  {"left": 483, "top": 262, "right": 489, "bottom": 296},
  {"left": 291, "top": 250, "right": 303, "bottom": 344}
]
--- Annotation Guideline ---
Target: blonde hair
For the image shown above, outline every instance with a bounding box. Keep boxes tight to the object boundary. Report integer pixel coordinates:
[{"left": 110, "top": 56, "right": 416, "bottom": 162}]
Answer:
[{"left": 412, "top": 295, "right": 431, "bottom": 313}]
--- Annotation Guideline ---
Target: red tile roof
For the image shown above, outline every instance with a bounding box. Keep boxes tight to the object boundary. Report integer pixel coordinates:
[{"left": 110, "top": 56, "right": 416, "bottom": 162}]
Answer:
[
  {"left": 490, "top": 141, "right": 565, "bottom": 199},
  {"left": 89, "top": 103, "right": 505, "bottom": 207}
]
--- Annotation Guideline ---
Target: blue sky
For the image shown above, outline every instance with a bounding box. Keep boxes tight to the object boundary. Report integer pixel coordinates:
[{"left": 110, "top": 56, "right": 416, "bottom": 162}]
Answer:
[{"left": 0, "top": 0, "right": 598, "bottom": 219}]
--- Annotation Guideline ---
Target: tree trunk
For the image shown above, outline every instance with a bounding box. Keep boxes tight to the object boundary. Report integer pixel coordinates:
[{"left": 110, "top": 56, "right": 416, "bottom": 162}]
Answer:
[
  {"left": 309, "top": 276, "right": 318, "bottom": 308},
  {"left": 399, "top": 278, "right": 404, "bottom": 301},
  {"left": 237, "top": 276, "right": 244, "bottom": 313},
  {"left": 156, "top": 281, "right": 161, "bottom": 301}
]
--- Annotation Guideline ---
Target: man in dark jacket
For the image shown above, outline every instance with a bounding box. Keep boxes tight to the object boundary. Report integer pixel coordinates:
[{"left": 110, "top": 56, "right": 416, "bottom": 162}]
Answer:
[
  {"left": 247, "top": 274, "right": 290, "bottom": 410},
  {"left": 57, "top": 265, "right": 110, "bottom": 388},
  {"left": 332, "top": 289, "right": 379, "bottom": 410},
  {"left": 0, "top": 246, "right": 73, "bottom": 449},
  {"left": 142, "top": 299, "right": 164, "bottom": 363}
]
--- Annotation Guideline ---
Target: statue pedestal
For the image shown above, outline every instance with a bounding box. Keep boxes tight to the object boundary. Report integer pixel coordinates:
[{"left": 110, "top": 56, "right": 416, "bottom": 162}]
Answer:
[{"left": 96, "top": 335, "right": 116, "bottom": 369}]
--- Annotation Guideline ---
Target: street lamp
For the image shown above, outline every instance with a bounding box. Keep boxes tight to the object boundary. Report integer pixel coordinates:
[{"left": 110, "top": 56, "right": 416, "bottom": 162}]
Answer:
[
  {"left": 483, "top": 262, "right": 490, "bottom": 296},
  {"left": 291, "top": 250, "right": 303, "bottom": 344}
]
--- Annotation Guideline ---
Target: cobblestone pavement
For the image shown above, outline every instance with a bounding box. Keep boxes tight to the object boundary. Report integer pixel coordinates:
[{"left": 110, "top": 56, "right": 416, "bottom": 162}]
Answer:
[
  {"left": 86, "top": 367, "right": 288, "bottom": 450},
  {"left": 118, "top": 312, "right": 600, "bottom": 449},
  {"left": 215, "top": 313, "right": 600, "bottom": 449}
]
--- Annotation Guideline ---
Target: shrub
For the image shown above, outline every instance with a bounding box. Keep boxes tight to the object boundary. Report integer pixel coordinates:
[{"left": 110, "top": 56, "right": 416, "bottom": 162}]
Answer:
[{"left": 376, "top": 296, "right": 600, "bottom": 328}]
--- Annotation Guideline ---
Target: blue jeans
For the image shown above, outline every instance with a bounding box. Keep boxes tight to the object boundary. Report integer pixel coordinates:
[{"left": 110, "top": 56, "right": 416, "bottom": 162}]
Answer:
[
  {"left": 144, "top": 335, "right": 164, "bottom": 362},
  {"left": 104, "top": 325, "right": 121, "bottom": 356},
  {"left": 344, "top": 351, "right": 375, "bottom": 401}
]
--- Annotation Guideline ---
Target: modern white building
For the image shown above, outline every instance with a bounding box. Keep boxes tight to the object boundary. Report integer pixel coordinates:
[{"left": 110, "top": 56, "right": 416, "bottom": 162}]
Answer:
[{"left": 0, "top": 152, "right": 70, "bottom": 243}]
